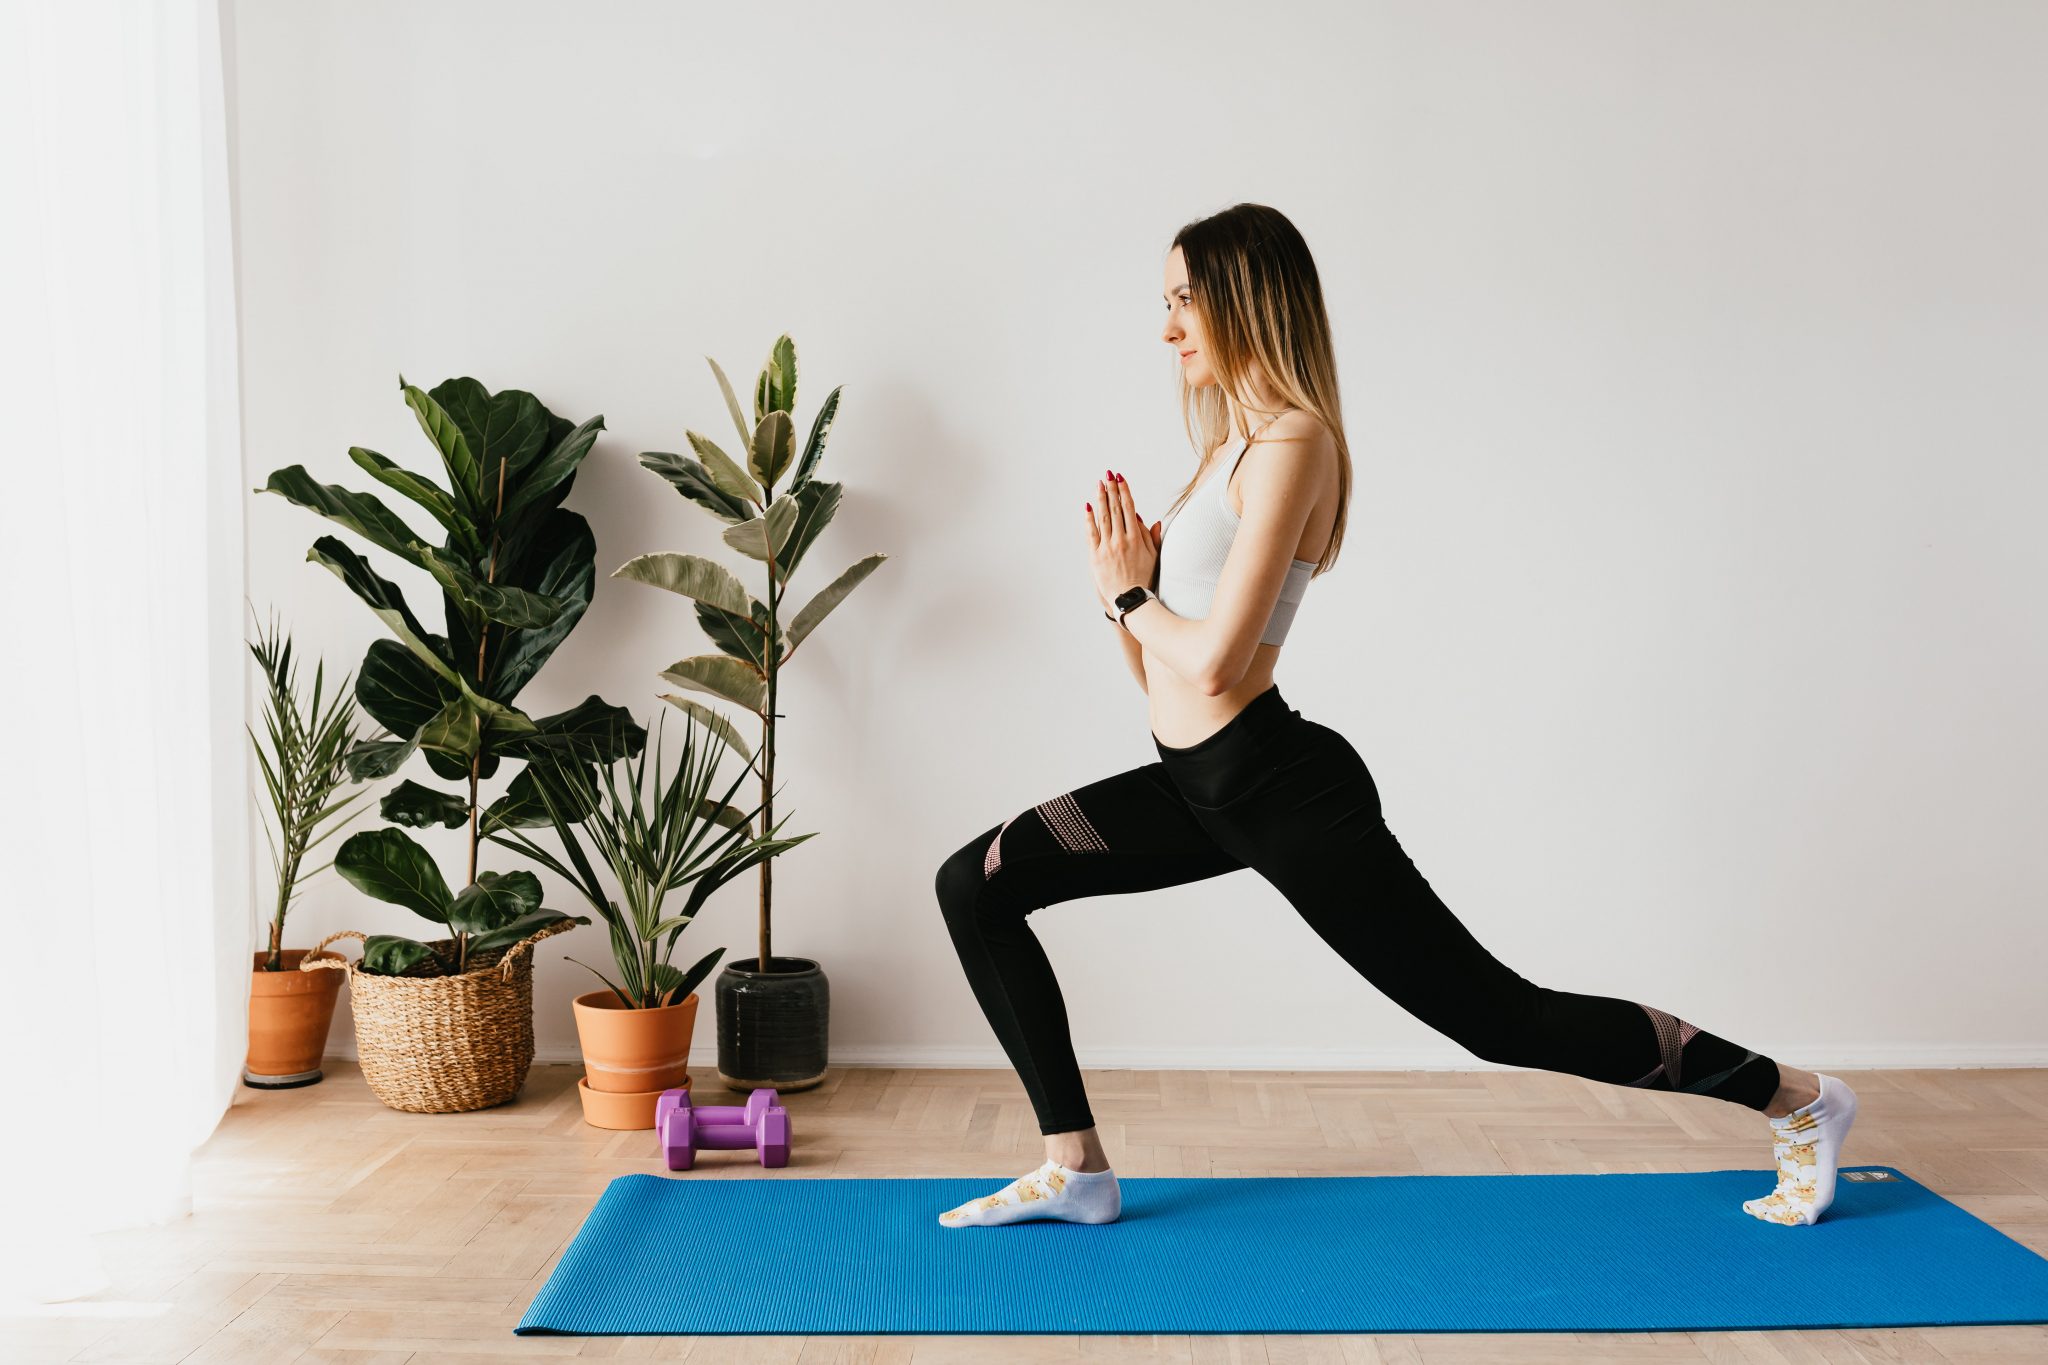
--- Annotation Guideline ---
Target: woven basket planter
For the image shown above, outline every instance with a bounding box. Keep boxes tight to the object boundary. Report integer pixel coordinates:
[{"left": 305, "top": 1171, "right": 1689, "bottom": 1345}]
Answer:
[{"left": 300, "top": 920, "right": 575, "bottom": 1114}]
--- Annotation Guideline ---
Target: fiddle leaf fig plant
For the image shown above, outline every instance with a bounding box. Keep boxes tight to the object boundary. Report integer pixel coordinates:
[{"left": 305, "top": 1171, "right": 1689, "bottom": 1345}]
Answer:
[
  {"left": 259, "top": 375, "right": 643, "bottom": 975},
  {"left": 619, "top": 335, "right": 887, "bottom": 976}
]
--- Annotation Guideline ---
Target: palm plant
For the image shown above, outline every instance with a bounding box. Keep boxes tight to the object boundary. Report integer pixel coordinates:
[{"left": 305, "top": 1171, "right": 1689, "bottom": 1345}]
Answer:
[
  {"left": 487, "top": 709, "right": 816, "bottom": 1008},
  {"left": 246, "top": 604, "right": 380, "bottom": 971}
]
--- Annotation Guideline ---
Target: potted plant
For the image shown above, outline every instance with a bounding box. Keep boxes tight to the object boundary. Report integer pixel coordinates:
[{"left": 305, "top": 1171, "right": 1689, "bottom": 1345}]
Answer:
[
  {"left": 243, "top": 605, "right": 379, "bottom": 1088},
  {"left": 486, "top": 709, "right": 814, "bottom": 1128},
  {"left": 261, "top": 374, "right": 642, "bottom": 1112},
  {"left": 618, "top": 335, "right": 887, "bottom": 1091}
]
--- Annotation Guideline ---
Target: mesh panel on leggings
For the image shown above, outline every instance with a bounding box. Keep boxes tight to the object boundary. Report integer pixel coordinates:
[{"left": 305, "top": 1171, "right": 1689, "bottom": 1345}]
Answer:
[{"left": 983, "top": 791, "right": 1110, "bottom": 880}]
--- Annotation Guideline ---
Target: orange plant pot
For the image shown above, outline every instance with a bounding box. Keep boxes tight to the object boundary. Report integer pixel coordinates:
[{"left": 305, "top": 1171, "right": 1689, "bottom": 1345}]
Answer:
[
  {"left": 572, "top": 989, "right": 699, "bottom": 1096},
  {"left": 245, "top": 948, "right": 343, "bottom": 1087},
  {"left": 575, "top": 1074, "right": 693, "bottom": 1131}
]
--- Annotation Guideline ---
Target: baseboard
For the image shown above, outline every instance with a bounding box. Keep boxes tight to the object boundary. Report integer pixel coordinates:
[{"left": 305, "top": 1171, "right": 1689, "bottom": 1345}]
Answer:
[{"left": 322, "top": 1039, "right": 2048, "bottom": 1071}]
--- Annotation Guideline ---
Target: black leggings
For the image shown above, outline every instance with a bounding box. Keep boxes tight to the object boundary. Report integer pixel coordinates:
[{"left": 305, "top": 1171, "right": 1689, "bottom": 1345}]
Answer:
[{"left": 935, "top": 683, "right": 1781, "bottom": 1135}]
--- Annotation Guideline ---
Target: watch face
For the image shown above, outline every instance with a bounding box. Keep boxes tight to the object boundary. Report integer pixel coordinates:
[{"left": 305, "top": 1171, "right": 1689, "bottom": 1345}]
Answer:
[{"left": 1115, "top": 587, "right": 1150, "bottom": 611}]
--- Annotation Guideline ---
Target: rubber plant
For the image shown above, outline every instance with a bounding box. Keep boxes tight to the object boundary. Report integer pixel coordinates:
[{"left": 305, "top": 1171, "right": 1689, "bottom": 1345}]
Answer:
[
  {"left": 615, "top": 335, "right": 886, "bottom": 977},
  {"left": 259, "top": 376, "right": 646, "bottom": 975},
  {"left": 486, "top": 707, "right": 816, "bottom": 1008}
]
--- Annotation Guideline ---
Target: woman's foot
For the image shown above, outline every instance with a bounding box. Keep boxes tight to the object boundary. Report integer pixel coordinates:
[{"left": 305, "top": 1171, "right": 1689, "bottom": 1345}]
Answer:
[
  {"left": 937, "top": 1159, "right": 1122, "bottom": 1228},
  {"left": 1743, "top": 1073, "right": 1859, "bottom": 1226},
  {"left": 1762, "top": 1065, "right": 1822, "bottom": 1117}
]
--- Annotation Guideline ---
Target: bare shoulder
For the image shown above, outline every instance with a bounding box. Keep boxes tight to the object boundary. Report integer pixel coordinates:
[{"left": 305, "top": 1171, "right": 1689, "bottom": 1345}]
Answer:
[
  {"left": 1229, "top": 409, "right": 1336, "bottom": 516},
  {"left": 1258, "top": 408, "right": 1336, "bottom": 456}
]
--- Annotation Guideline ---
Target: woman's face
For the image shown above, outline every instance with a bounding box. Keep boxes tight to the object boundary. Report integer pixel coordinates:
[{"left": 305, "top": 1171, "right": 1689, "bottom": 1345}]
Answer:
[{"left": 1161, "top": 246, "right": 1215, "bottom": 388}]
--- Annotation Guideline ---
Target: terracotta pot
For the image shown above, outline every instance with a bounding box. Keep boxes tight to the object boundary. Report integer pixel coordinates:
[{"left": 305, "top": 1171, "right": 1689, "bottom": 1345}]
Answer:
[
  {"left": 245, "top": 948, "right": 343, "bottom": 1088},
  {"left": 572, "top": 989, "right": 699, "bottom": 1096},
  {"left": 576, "top": 1074, "right": 692, "bottom": 1131}
]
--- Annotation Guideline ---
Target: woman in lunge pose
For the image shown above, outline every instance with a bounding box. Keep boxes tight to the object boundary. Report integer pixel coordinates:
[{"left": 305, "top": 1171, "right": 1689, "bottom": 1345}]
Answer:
[{"left": 933, "top": 202, "right": 1856, "bottom": 1230}]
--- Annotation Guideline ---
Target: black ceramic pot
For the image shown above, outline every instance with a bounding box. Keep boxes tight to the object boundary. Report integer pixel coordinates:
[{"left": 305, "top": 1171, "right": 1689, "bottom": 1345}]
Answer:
[{"left": 715, "top": 955, "right": 829, "bottom": 1091}]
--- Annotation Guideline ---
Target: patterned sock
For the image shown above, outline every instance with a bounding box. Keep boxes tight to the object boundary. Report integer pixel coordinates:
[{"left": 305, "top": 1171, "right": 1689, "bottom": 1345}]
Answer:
[
  {"left": 937, "top": 1159, "right": 1121, "bottom": 1228},
  {"left": 1742, "top": 1073, "right": 1859, "bottom": 1226}
]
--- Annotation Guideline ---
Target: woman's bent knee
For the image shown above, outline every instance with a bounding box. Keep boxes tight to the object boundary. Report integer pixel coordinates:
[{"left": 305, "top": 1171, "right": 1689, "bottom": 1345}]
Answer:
[{"left": 934, "top": 825, "right": 1002, "bottom": 922}]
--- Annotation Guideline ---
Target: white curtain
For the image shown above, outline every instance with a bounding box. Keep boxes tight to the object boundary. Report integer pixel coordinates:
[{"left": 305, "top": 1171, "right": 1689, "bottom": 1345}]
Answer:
[{"left": 0, "top": 0, "right": 249, "bottom": 1304}]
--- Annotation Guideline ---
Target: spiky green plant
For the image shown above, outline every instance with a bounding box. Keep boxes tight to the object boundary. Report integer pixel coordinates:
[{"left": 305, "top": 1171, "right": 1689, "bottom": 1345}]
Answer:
[
  {"left": 246, "top": 603, "right": 379, "bottom": 971},
  {"left": 486, "top": 708, "right": 816, "bottom": 1008}
]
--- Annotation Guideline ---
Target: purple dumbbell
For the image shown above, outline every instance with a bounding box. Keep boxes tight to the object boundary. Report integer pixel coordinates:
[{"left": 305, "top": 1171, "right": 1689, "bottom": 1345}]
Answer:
[{"left": 657, "top": 1087, "right": 791, "bottom": 1170}]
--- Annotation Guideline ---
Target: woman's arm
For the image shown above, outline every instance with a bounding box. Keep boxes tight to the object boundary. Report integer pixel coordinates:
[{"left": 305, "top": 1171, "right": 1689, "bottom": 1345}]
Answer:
[
  {"left": 1110, "top": 611, "right": 1148, "bottom": 693},
  {"left": 1119, "top": 416, "right": 1327, "bottom": 694}
]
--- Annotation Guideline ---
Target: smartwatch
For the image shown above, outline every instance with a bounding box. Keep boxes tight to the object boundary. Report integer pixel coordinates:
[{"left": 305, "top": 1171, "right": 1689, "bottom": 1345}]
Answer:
[{"left": 1112, "top": 585, "right": 1158, "bottom": 628}]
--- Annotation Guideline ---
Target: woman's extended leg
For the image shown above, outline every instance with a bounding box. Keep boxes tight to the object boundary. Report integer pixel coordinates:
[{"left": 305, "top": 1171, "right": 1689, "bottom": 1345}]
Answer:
[
  {"left": 932, "top": 758, "right": 1244, "bottom": 1226},
  {"left": 1157, "top": 693, "right": 1858, "bottom": 1224}
]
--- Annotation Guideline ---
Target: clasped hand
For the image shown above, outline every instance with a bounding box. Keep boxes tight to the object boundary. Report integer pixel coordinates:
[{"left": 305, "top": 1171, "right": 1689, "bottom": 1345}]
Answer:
[{"left": 1085, "top": 467, "right": 1163, "bottom": 612}]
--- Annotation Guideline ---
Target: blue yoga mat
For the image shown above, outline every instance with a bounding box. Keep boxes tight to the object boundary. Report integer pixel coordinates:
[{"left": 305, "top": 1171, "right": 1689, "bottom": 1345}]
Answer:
[{"left": 516, "top": 1165, "right": 2048, "bottom": 1336}]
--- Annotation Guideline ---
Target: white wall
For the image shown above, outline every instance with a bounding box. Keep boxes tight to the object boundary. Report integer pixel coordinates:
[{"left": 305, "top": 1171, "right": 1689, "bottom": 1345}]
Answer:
[{"left": 224, "top": 0, "right": 2048, "bottom": 1076}]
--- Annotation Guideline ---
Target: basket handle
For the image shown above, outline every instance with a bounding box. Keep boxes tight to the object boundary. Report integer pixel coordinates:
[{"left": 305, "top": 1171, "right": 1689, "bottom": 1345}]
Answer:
[
  {"left": 498, "top": 916, "right": 579, "bottom": 981},
  {"left": 300, "top": 930, "right": 365, "bottom": 972}
]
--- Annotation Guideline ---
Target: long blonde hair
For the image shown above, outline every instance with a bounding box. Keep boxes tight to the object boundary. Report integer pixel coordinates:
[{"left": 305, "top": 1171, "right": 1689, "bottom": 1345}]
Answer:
[{"left": 1162, "top": 202, "right": 1351, "bottom": 575}]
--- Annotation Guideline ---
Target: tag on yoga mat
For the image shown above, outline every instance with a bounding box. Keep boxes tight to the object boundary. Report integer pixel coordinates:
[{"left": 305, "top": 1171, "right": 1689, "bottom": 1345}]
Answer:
[{"left": 516, "top": 1166, "right": 2048, "bottom": 1336}]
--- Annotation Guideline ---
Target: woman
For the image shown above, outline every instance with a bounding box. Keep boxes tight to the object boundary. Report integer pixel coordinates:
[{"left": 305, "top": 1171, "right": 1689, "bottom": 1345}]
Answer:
[{"left": 934, "top": 202, "right": 1857, "bottom": 1230}]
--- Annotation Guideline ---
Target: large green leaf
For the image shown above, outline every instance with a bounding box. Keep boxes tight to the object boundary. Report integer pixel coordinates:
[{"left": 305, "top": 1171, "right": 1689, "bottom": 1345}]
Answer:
[
  {"left": 345, "top": 732, "right": 420, "bottom": 781},
  {"left": 721, "top": 496, "right": 800, "bottom": 566},
  {"left": 469, "top": 908, "right": 584, "bottom": 960},
  {"left": 788, "top": 383, "right": 841, "bottom": 491},
  {"left": 379, "top": 779, "right": 469, "bottom": 829},
  {"left": 306, "top": 536, "right": 457, "bottom": 681},
  {"left": 480, "top": 759, "right": 597, "bottom": 833},
  {"left": 657, "top": 655, "right": 767, "bottom": 714},
  {"left": 636, "top": 449, "right": 756, "bottom": 525},
  {"left": 355, "top": 638, "right": 449, "bottom": 738},
  {"left": 786, "top": 552, "right": 887, "bottom": 648},
  {"left": 706, "top": 354, "right": 753, "bottom": 452},
  {"left": 361, "top": 934, "right": 445, "bottom": 976},
  {"left": 753, "top": 333, "right": 797, "bottom": 420},
  {"left": 430, "top": 378, "right": 550, "bottom": 492},
  {"left": 446, "top": 869, "right": 543, "bottom": 938},
  {"left": 692, "top": 597, "right": 784, "bottom": 672},
  {"left": 417, "top": 694, "right": 483, "bottom": 759},
  {"left": 748, "top": 409, "right": 796, "bottom": 490},
  {"left": 686, "top": 430, "right": 762, "bottom": 505},
  {"left": 484, "top": 509, "right": 597, "bottom": 702},
  {"left": 610, "top": 552, "right": 756, "bottom": 618},
  {"left": 772, "top": 478, "right": 843, "bottom": 577},
  {"left": 346, "top": 447, "right": 481, "bottom": 557},
  {"left": 501, "top": 413, "right": 605, "bottom": 526},
  {"left": 260, "top": 467, "right": 428, "bottom": 568},
  {"left": 495, "top": 695, "right": 647, "bottom": 765},
  {"left": 400, "top": 375, "right": 482, "bottom": 514},
  {"left": 309, "top": 539, "right": 529, "bottom": 739},
  {"left": 418, "top": 545, "right": 568, "bottom": 630},
  {"left": 335, "top": 827, "right": 453, "bottom": 923}
]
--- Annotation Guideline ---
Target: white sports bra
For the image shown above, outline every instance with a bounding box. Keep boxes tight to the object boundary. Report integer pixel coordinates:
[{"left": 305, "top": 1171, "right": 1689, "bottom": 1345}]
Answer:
[{"left": 1155, "top": 422, "right": 1317, "bottom": 648}]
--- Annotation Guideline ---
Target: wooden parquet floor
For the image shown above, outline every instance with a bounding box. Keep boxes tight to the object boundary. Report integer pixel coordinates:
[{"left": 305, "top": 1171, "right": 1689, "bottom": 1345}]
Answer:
[{"left": 8, "top": 1062, "right": 2047, "bottom": 1363}]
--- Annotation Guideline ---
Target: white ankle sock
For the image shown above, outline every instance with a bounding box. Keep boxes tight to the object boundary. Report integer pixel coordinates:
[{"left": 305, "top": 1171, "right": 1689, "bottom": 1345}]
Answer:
[
  {"left": 1743, "top": 1073, "right": 1859, "bottom": 1226},
  {"left": 937, "top": 1159, "right": 1121, "bottom": 1228}
]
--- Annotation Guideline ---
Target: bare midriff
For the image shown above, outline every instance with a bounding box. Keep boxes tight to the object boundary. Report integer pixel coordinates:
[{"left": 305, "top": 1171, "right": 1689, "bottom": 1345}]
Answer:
[{"left": 1143, "top": 641, "right": 1283, "bottom": 749}]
